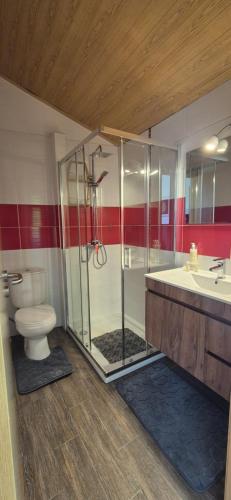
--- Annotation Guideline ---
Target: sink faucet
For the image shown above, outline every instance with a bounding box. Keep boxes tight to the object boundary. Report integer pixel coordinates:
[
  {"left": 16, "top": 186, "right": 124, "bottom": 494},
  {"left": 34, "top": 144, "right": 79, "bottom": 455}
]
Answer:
[{"left": 209, "top": 258, "right": 225, "bottom": 280}]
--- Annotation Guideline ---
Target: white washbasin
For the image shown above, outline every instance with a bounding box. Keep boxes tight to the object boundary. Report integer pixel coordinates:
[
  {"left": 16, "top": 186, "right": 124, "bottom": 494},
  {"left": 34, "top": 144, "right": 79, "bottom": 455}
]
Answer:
[
  {"left": 191, "top": 273, "right": 231, "bottom": 295},
  {"left": 145, "top": 267, "right": 231, "bottom": 304}
]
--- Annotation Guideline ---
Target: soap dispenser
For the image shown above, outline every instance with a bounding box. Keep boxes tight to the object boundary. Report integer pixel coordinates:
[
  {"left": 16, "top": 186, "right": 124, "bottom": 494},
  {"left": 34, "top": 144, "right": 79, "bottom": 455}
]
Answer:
[
  {"left": 189, "top": 242, "right": 198, "bottom": 270},
  {"left": 190, "top": 242, "right": 197, "bottom": 261}
]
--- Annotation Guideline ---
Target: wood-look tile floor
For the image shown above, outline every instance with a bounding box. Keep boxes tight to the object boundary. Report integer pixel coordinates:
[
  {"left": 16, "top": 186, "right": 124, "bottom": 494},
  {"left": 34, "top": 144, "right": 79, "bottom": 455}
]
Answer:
[{"left": 16, "top": 328, "right": 225, "bottom": 500}]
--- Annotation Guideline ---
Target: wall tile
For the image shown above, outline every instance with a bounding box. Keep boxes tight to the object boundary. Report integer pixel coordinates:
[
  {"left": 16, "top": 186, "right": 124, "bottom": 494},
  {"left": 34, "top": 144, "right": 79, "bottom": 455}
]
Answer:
[
  {"left": 214, "top": 205, "right": 231, "bottom": 224},
  {"left": 0, "top": 227, "right": 20, "bottom": 250},
  {"left": 63, "top": 205, "right": 78, "bottom": 227},
  {"left": 149, "top": 225, "right": 174, "bottom": 251},
  {"left": 101, "top": 226, "right": 121, "bottom": 245},
  {"left": 63, "top": 227, "right": 79, "bottom": 248},
  {"left": 175, "top": 197, "right": 186, "bottom": 226},
  {"left": 63, "top": 226, "right": 93, "bottom": 248},
  {"left": 20, "top": 227, "right": 59, "bottom": 249},
  {"left": 149, "top": 203, "right": 158, "bottom": 225},
  {"left": 100, "top": 207, "right": 120, "bottom": 226},
  {"left": 79, "top": 206, "right": 91, "bottom": 227},
  {"left": 175, "top": 225, "right": 184, "bottom": 253},
  {"left": 160, "top": 225, "right": 174, "bottom": 251},
  {"left": 0, "top": 204, "right": 18, "bottom": 227},
  {"left": 80, "top": 226, "right": 92, "bottom": 245},
  {"left": 124, "top": 226, "right": 146, "bottom": 247},
  {"left": 149, "top": 199, "right": 176, "bottom": 226},
  {"left": 18, "top": 204, "right": 58, "bottom": 227},
  {"left": 124, "top": 206, "right": 145, "bottom": 226}
]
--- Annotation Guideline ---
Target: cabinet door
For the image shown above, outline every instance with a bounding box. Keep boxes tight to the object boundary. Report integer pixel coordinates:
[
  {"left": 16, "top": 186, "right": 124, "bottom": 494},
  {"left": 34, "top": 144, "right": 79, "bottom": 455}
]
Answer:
[
  {"left": 160, "top": 299, "right": 184, "bottom": 363},
  {"left": 180, "top": 306, "right": 206, "bottom": 381},
  {"left": 161, "top": 299, "right": 206, "bottom": 380},
  {"left": 204, "top": 353, "right": 231, "bottom": 401},
  {"left": 205, "top": 317, "right": 231, "bottom": 364},
  {"left": 145, "top": 291, "right": 163, "bottom": 350}
]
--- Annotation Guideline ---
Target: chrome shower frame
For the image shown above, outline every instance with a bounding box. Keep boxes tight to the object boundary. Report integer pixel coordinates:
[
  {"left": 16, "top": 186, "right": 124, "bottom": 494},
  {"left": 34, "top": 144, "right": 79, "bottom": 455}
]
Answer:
[{"left": 58, "top": 126, "right": 177, "bottom": 382}]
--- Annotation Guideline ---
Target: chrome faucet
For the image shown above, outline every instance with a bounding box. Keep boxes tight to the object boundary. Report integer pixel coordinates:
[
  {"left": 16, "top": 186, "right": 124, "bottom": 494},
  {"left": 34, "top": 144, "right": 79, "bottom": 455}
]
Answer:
[{"left": 209, "top": 258, "right": 225, "bottom": 281}]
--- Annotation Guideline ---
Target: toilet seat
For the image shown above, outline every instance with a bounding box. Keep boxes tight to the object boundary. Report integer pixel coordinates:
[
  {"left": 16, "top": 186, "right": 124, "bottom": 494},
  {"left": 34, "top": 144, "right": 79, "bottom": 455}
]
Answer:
[{"left": 15, "top": 304, "right": 56, "bottom": 337}]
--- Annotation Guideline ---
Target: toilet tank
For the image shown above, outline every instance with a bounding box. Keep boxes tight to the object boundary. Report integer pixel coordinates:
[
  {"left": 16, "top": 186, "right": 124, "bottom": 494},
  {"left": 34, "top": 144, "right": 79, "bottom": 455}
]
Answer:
[{"left": 9, "top": 268, "right": 47, "bottom": 308}]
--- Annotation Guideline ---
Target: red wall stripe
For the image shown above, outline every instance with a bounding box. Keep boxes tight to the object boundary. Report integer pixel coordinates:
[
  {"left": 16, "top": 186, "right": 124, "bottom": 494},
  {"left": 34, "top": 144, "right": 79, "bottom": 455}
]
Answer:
[
  {"left": 175, "top": 197, "right": 231, "bottom": 257},
  {"left": 176, "top": 224, "right": 231, "bottom": 258},
  {"left": 1, "top": 202, "right": 231, "bottom": 255},
  {"left": 0, "top": 204, "right": 59, "bottom": 250}
]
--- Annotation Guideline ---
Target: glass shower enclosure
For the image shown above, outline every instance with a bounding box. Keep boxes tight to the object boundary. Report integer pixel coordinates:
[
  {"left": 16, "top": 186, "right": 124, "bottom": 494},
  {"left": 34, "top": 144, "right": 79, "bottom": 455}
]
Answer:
[{"left": 59, "top": 127, "right": 177, "bottom": 380}]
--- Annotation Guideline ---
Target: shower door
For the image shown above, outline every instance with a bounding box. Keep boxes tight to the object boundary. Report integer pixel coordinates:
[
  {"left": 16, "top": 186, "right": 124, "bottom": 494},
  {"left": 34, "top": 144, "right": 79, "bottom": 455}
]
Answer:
[
  {"left": 122, "top": 141, "right": 177, "bottom": 361},
  {"left": 60, "top": 149, "right": 91, "bottom": 348},
  {"left": 122, "top": 141, "right": 150, "bottom": 362}
]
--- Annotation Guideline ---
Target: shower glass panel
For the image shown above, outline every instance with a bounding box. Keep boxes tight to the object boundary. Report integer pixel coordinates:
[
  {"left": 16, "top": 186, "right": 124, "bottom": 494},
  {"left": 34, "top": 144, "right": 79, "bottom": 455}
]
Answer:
[
  {"left": 149, "top": 146, "right": 177, "bottom": 268},
  {"left": 122, "top": 142, "right": 149, "bottom": 361},
  {"left": 60, "top": 150, "right": 90, "bottom": 349},
  {"left": 85, "top": 140, "right": 123, "bottom": 370}
]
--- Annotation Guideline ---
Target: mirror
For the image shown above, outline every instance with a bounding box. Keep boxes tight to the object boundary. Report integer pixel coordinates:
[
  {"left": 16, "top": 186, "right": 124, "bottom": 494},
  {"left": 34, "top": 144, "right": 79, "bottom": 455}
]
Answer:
[{"left": 185, "top": 136, "right": 231, "bottom": 224}]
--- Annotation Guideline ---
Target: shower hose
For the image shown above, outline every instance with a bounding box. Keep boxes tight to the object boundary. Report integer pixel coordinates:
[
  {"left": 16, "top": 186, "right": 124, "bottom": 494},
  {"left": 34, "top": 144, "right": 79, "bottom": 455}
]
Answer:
[{"left": 93, "top": 242, "right": 107, "bottom": 269}]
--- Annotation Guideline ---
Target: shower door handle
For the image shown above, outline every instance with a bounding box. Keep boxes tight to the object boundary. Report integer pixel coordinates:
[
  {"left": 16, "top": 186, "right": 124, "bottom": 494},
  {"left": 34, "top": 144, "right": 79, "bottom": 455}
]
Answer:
[{"left": 124, "top": 248, "right": 131, "bottom": 269}]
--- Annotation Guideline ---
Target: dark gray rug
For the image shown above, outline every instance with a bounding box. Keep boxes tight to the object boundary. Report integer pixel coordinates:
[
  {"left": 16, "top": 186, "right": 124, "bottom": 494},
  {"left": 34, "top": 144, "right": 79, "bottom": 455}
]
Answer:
[
  {"left": 12, "top": 335, "right": 73, "bottom": 394},
  {"left": 92, "top": 328, "right": 146, "bottom": 363},
  {"left": 116, "top": 360, "right": 228, "bottom": 493}
]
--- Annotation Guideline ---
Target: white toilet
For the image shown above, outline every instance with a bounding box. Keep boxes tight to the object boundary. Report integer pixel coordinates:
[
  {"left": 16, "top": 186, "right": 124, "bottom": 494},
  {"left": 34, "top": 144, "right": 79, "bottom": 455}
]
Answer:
[{"left": 10, "top": 268, "right": 56, "bottom": 361}]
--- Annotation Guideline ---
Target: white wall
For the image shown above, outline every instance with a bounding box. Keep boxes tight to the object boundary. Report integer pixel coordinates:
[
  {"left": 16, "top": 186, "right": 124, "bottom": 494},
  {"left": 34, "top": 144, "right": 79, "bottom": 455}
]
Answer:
[
  {"left": 0, "top": 129, "right": 57, "bottom": 204},
  {"left": 0, "top": 78, "right": 121, "bottom": 332},
  {"left": 0, "top": 77, "right": 96, "bottom": 327},
  {"left": 150, "top": 79, "right": 231, "bottom": 198},
  {"left": 0, "top": 77, "right": 90, "bottom": 139},
  {"left": 150, "top": 80, "right": 231, "bottom": 150},
  {"left": 0, "top": 127, "right": 64, "bottom": 324}
]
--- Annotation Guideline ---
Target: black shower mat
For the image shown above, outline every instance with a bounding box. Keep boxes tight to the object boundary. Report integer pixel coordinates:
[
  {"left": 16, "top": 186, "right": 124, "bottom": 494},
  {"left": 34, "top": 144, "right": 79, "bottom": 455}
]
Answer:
[
  {"left": 11, "top": 335, "right": 73, "bottom": 394},
  {"left": 92, "top": 328, "right": 146, "bottom": 363}
]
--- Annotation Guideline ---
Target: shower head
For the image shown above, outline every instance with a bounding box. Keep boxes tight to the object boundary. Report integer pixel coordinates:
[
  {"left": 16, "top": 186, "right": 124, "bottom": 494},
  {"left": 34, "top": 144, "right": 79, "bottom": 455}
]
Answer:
[
  {"left": 96, "top": 170, "right": 108, "bottom": 185},
  {"left": 98, "top": 151, "right": 111, "bottom": 158},
  {"left": 91, "top": 145, "right": 112, "bottom": 159}
]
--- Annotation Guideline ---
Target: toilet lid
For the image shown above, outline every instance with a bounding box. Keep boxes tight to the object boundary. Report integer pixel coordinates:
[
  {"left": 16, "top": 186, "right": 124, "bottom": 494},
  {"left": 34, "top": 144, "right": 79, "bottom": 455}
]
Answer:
[{"left": 15, "top": 304, "right": 56, "bottom": 326}]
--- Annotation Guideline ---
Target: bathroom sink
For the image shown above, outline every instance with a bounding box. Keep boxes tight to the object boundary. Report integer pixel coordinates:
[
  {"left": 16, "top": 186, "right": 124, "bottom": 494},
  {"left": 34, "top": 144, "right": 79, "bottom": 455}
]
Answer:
[
  {"left": 145, "top": 267, "right": 231, "bottom": 304},
  {"left": 191, "top": 273, "right": 231, "bottom": 295}
]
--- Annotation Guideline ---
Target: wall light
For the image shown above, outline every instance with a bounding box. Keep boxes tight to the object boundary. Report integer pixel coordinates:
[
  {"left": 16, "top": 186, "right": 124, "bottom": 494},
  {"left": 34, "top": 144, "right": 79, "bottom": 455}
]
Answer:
[
  {"left": 216, "top": 139, "right": 228, "bottom": 153},
  {"left": 204, "top": 135, "right": 219, "bottom": 152},
  {"left": 204, "top": 124, "right": 231, "bottom": 153}
]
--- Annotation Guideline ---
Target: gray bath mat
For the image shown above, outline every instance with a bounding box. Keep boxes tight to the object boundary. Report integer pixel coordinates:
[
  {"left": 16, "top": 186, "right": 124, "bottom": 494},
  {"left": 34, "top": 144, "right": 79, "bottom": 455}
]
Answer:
[
  {"left": 12, "top": 335, "right": 73, "bottom": 394},
  {"left": 92, "top": 328, "right": 146, "bottom": 363},
  {"left": 116, "top": 360, "right": 228, "bottom": 493}
]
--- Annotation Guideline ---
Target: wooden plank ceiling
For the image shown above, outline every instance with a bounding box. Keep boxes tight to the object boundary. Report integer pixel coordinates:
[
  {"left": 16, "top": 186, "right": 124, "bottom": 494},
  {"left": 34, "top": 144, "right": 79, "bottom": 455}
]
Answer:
[{"left": 1, "top": 0, "right": 231, "bottom": 134}]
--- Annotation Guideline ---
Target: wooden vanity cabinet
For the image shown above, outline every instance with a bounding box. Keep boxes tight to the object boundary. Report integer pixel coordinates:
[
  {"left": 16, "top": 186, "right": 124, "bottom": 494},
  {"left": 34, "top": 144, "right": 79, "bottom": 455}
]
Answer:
[
  {"left": 146, "top": 291, "right": 205, "bottom": 381},
  {"left": 146, "top": 278, "right": 231, "bottom": 400}
]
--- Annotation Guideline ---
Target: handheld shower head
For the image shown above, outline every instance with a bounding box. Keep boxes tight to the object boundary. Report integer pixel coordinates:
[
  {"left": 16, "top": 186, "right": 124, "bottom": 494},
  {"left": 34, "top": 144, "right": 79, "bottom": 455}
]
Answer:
[{"left": 96, "top": 170, "right": 108, "bottom": 185}]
